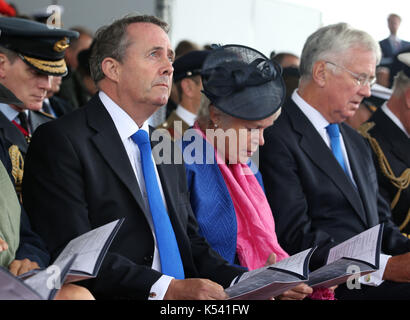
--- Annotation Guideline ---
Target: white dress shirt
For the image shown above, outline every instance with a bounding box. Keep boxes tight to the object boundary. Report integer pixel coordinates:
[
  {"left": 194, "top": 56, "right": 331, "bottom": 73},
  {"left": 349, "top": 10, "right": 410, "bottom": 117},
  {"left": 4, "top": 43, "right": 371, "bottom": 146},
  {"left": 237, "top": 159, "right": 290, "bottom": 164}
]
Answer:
[
  {"left": 292, "top": 90, "right": 389, "bottom": 286},
  {"left": 175, "top": 104, "right": 197, "bottom": 127},
  {"left": 99, "top": 91, "right": 173, "bottom": 299}
]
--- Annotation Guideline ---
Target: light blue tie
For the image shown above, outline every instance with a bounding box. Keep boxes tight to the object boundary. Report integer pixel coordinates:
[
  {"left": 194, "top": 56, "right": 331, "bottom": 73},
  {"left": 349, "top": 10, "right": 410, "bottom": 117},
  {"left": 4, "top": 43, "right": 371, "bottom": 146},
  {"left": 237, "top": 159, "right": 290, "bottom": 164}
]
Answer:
[
  {"left": 131, "top": 130, "right": 185, "bottom": 279},
  {"left": 326, "top": 123, "right": 349, "bottom": 176}
]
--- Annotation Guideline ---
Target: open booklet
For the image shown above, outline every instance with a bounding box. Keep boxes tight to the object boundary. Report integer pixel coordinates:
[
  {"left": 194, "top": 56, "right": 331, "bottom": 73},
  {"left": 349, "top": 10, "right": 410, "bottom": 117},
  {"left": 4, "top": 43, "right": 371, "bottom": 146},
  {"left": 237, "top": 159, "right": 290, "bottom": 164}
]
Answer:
[
  {"left": 19, "top": 218, "right": 124, "bottom": 283},
  {"left": 307, "top": 223, "right": 384, "bottom": 288},
  {"left": 225, "top": 247, "right": 316, "bottom": 300},
  {"left": 225, "top": 224, "right": 383, "bottom": 299},
  {"left": 0, "top": 255, "right": 76, "bottom": 300}
]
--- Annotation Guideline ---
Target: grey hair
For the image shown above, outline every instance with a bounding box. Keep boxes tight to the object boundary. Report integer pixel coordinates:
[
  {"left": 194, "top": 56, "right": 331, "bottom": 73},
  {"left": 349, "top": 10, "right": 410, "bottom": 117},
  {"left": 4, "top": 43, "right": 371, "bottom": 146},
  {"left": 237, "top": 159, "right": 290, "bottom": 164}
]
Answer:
[
  {"left": 89, "top": 14, "right": 169, "bottom": 83},
  {"left": 392, "top": 71, "right": 410, "bottom": 96},
  {"left": 299, "top": 22, "right": 381, "bottom": 80}
]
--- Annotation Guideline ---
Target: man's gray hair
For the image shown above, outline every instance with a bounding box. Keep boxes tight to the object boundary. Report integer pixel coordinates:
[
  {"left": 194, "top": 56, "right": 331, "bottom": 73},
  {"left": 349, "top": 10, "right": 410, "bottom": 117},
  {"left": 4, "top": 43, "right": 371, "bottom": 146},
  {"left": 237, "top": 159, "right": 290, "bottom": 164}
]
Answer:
[
  {"left": 89, "top": 14, "right": 169, "bottom": 83},
  {"left": 299, "top": 22, "right": 381, "bottom": 80},
  {"left": 392, "top": 71, "right": 410, "bottom": 96}
]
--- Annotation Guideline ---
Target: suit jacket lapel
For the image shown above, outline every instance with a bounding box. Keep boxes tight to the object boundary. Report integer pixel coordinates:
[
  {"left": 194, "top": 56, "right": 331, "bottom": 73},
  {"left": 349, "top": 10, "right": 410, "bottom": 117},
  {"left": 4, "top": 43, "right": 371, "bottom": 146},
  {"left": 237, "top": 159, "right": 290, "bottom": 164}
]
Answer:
[
  {"left": 341, "top": 125, "right": 377, "bottom": 226},
  {"left": 286, "top": 100, "right": 368, "bottom": 225},
  {"left": 150, "top": 126, "right": 180, "bottom": 221},
  {"left": 85, "top": 96, "right": 151, "bottom": 221}
]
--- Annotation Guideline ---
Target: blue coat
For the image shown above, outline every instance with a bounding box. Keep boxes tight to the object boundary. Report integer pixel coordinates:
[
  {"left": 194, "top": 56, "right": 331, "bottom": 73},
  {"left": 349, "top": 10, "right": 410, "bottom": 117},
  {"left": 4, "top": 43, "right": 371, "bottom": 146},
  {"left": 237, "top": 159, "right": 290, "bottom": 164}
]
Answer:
[{"left": 180, "top": 130, "right": 264, "bottom": 266}]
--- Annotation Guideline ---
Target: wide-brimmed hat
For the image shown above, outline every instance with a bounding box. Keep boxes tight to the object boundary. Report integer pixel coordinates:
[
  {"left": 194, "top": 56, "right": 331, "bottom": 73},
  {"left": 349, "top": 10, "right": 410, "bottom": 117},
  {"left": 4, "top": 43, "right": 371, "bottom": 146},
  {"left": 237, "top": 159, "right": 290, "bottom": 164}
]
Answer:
[
  {"left": 0, "top": 17, "right": 78, "bottom": 76},
  {"left": 201, "top": 44, "right": 285, "bottom": 121}
]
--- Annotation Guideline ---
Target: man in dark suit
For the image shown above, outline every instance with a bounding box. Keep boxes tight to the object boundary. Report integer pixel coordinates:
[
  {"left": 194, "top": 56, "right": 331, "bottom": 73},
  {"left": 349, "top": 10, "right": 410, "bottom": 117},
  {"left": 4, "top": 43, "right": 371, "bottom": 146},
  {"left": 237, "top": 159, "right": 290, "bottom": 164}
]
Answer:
[
  {"left": 22, "top": 14, "right": 244, "bottom": 300},
  {"left": 260, "top": 22, "right": 410, "bottom": 299},
  {"left": 379, "top": 14, "right": 410, "bottom": 87},
  {"left": 360, "top": 52, "right": 410, "bottom": 236}
]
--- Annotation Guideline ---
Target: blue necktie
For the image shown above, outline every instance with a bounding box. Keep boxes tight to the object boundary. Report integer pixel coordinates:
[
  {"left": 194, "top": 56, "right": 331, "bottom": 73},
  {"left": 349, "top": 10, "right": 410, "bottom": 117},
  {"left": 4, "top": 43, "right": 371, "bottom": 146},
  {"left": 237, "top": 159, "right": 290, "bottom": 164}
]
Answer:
[
  {"left": 131, "top": 130, "right": 185, "bottom": 279},
  {"left": 326, "top": 123, "right": 349, "bottom": 176}
]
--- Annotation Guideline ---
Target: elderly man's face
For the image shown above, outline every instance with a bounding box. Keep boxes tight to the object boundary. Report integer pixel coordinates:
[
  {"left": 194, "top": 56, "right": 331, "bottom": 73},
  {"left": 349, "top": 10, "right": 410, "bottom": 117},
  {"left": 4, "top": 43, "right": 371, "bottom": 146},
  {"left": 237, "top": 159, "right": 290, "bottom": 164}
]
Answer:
[
  {"left": 323, "top": 48, "right": 376, "bottom": 123},
  {"left": 116, "top": 22, "right": 174, "bottom": 112},
  {"left": 0, "top": 56, "right": 51, "bottom": 111}
]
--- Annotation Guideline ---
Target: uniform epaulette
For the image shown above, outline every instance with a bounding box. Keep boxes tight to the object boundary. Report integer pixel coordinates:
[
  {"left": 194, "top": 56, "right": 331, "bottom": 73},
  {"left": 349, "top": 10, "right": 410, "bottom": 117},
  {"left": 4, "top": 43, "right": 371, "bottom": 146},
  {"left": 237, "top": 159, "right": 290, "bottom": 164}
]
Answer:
[{"left": 34, "top": 110, "right": 55, "bottom": 119}]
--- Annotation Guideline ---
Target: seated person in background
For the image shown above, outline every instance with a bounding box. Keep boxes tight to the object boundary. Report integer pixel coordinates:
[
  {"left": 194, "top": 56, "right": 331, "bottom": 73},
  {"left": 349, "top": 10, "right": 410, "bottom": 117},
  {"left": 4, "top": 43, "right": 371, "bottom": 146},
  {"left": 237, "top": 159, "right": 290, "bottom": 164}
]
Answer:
[
  {"left": 272, "top": 52, "right": 300, "bottom": 68},
  {"left": 76, "top": 45, "right": 98, "bottom": 101},
  {"left": 57, "top": 26, "right": 93, "bottom": 109},
  {"left": 259, "top": 22, "right": 410, "bottom": 300},
  {"left": 272, "top": 52, "right": 300, "bottom": 101},
  {"left": 180, "top": 45, "right": 313, "bottom": 300},
  {"left": 359, "top": 52, "right": 410, "bottom": 237},
  {"left": 166, "top": 39, "right": 201, "bottom": 118},
  {"left": 42, "top": 76, "right": 74, "bottom": 118},
  {"left": 158, "top": 50, "right": 209, "bottom": 139},
  {"left": 344, "top": 83, "right": 391, "bottom": 130}
]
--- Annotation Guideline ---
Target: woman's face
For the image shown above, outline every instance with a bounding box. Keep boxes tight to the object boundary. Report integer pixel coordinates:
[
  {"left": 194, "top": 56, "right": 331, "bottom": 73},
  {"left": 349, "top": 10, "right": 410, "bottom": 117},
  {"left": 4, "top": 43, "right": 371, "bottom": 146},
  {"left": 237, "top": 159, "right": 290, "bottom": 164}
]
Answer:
[{"left": 211, "top": 107, "right": 282, "bottom": 164}]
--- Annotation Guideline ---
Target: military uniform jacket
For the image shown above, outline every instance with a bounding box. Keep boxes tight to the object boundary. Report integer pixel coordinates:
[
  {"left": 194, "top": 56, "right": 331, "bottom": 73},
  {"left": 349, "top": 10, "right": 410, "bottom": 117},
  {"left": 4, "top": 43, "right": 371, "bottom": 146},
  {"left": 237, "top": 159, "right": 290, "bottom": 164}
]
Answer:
[
  {"left": 367, "top": 108, "right": 410, "bottom": 235},
  {"left": 0, "top": 109, "right": 53, "bottom": 156},
  {"left": 158, "top": 110, "right": 190, "bottom": 140}
]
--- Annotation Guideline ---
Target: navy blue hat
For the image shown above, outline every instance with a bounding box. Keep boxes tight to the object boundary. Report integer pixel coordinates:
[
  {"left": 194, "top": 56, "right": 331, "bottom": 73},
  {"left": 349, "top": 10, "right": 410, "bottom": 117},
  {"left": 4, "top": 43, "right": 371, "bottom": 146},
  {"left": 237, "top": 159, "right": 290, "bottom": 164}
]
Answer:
[
  {"left": 0, "top": 17, "right": 79, "bottom": 76},
  {"left": 201, "top": 44, "right": 286, "bottom": 121},
  {"left": 173, "top": 50, "right": 210, "bottom": 82}
]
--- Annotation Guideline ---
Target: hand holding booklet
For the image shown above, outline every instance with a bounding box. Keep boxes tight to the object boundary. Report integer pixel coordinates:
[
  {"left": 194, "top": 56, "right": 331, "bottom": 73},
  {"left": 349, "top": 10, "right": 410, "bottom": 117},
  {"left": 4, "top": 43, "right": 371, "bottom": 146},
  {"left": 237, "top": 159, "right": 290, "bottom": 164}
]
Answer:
[
  {"left": 225, "top": 224, "right": 383, "bottom": 299},
  {"left": 225, "top": 247, "right": 316, "bottom": 300},
  {"left": 0, "top": 255, "right": 76, "bottom": 300},
  {"left": 9, "top": 218, "right": 124, "bottom": 299},
  {"left": 307, "top": 223, "right": 384, "bottom": 288}
]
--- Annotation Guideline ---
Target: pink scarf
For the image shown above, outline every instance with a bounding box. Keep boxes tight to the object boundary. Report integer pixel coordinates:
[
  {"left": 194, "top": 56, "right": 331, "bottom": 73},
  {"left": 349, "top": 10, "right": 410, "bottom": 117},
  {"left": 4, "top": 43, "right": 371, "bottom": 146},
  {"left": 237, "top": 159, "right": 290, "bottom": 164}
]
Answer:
[{"left": 194, "top": 122, "right": 289, "bottom": 270}]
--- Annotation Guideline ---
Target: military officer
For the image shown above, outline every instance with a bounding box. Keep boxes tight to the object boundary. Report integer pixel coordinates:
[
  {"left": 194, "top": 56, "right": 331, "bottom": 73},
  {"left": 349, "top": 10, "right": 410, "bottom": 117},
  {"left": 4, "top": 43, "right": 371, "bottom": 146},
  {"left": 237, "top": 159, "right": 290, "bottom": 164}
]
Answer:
[{"left": 158, "top": 49, "right": 209, "bottom": 139}]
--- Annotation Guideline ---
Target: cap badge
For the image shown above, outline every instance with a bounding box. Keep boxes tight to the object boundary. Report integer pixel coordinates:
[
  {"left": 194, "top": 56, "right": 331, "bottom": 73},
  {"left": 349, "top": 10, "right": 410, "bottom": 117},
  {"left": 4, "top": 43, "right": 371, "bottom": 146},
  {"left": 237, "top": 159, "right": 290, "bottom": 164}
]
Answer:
[{"left": 53, "top": 37, "right": 69, "bottom": 52}]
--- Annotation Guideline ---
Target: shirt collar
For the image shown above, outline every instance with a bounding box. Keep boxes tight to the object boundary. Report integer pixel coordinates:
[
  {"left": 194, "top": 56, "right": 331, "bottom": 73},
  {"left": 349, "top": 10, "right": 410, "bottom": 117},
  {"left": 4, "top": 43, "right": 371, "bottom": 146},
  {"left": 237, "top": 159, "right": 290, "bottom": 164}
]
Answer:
[
  {"left": 292, "top": 90, "right": 330, "bottom": 132},
  {"left": 0, "top": 103, "right": 20, "bottom": 121},
  {"left": 175, "top": 104, "right": 197, "bottom": 126},
  {"left": 382, "top": 101, "right": 410, "bottom": 138},
  {"left": 98, "top": 91, "right": 149, "bottom": 142}
]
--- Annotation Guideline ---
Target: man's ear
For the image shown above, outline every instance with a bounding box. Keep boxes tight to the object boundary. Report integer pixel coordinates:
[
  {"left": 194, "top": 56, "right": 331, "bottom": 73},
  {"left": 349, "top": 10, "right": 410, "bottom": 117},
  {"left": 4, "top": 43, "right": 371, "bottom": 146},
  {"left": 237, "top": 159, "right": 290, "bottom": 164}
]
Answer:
[
  {"left": 209, "top": 104, "right": 221, "bottom": 126},
  {"left": 101, "top": 57, "right": 120, "bottom": 83},
  {"left": 405, "top": 87, "right": 410, "bottom": 109},
  {"left": 0, "top": 53, "right": 9, "bottom": 78},
  {"left": 312, "top": 60, "right": 327, "bottom": 87},
  {"left": 180, "top": 78, "right": 195, "bottom": 98}
]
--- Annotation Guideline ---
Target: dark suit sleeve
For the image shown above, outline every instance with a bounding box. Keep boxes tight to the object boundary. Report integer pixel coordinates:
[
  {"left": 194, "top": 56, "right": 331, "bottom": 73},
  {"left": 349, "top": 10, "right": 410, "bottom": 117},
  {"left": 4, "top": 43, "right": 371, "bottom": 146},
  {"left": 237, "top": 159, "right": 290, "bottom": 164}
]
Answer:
[
  {"left": 15, "top": 207, "right": 50, "bottom": 268},
  {"left": 0, "top": 138, "right": 50, "bottom": 268},
  {"left": 260, "top": 129, "right": 335, "bottom": 269}
]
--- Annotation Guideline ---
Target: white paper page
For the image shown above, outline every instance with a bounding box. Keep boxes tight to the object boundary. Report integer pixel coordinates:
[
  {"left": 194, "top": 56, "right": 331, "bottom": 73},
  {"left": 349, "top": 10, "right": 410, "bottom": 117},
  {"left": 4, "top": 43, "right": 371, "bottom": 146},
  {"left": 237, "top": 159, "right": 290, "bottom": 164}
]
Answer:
[
  {"left": 0, "top": 268, "right": 42, "bottom": 300},
  {"left": 236, "top": 248, "right": 312, "bottom": 283},
  {"left": 270, "top": 248, "right": 312, "bottom": 275},
  {"left": 53, "top": 219, "right": 120, "bottom": 275},
  {"left": 327, "top": 224, "right": 381, "bottom": 266}
]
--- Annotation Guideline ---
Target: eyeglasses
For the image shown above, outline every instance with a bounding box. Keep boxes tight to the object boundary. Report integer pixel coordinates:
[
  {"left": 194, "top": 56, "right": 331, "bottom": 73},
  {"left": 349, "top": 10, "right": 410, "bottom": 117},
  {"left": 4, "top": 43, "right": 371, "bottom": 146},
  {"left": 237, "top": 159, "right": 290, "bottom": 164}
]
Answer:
[{"left": 325, "top": 61, "right": 376, "bottom": 87}]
